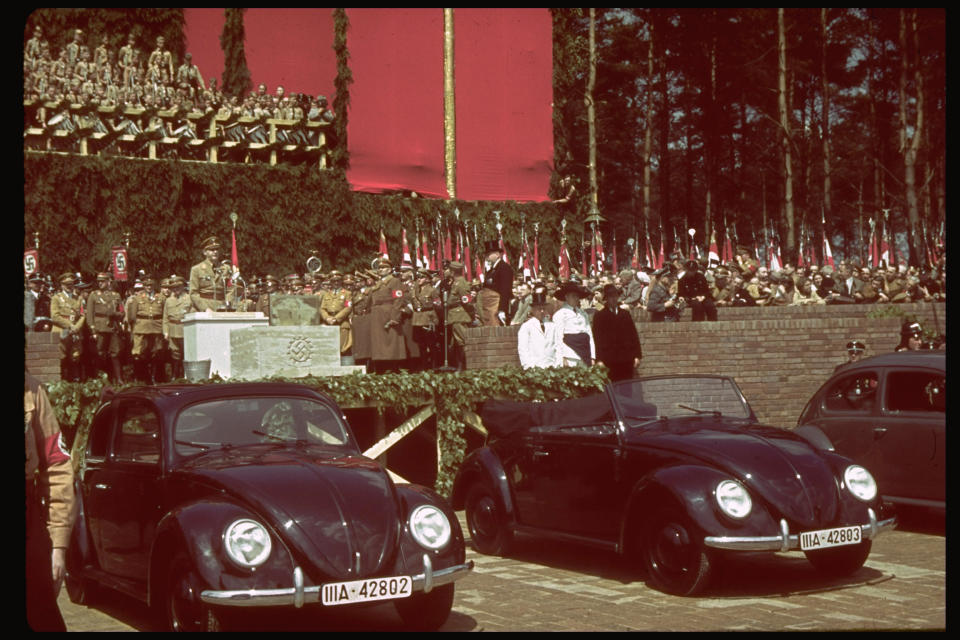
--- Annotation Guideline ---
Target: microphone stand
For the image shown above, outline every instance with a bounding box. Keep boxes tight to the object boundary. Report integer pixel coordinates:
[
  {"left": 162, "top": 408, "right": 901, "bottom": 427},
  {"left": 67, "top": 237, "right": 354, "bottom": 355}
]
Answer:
[{"left": 436, "top": 286, "right": 457, "bottom": 373}]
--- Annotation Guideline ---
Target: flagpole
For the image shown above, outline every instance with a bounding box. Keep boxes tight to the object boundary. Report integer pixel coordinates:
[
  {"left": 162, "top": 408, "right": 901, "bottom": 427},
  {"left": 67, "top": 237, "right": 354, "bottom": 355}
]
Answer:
[{"left": 443, "top": 8, "right": 456, "bottom": 200}]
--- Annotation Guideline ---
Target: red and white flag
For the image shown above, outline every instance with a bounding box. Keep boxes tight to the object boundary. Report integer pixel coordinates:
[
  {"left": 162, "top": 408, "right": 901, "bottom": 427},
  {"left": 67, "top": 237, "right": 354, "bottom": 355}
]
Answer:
[
  {"left": 823, "top": 234, "right": 835, "bottom": 268},
  {"left": 558, "top": 238, "right": 570, "bottom": 279},
  {"left": 231, "top": 228, "right": 239, "bottom": 274},
  {"left": 23, "top": 249, "right": 39, "bottom": 277},
  {"left": 533, "top": 231, "right": 540, "bottom": 277},
  {"left": 401, "top": 228, "right": 412, "bottom": 267},
  {"left": 708, "top": 231, "right": 720, "bottom": 266},
  {"left": 463, "top": 235, "right": 473, "bottom": 281},
  {"left": 379, "top": 229, "right": 390, "bottom": 261}
]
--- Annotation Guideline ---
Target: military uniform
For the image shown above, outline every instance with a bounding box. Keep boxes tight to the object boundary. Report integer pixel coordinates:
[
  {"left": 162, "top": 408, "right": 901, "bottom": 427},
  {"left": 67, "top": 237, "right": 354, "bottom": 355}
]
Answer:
[
  {"left": 445, "top": 265, "right": 474, "bottom": 369},
  {"left": 85, "top": 273, "right": 124, "bottom": 382},
  {"left": 128, "top": 280, "right": 165, "bottom": 383},
  {"left": 319, "top": 277, "right": 353, "bottom": 355},
  {"left": 163, "top": 277, "right": 193, "bottom": 379},
  {"left": 368, "top": 260, "right": 407, "bottom": 370},
  {"left": 25, "top": 372, "right": 75, "bottom": 631},
  {"left": 49, "top": 273, "right": 85, "bottom": 381},
  {"left": 412, "top": 276, "right": 441, "bottom": 368},
  {"left": 350, "top": 283, "right": 373, "bottom": 363},
  {"left": 189, "top": 236, "right": 234, "bottom": 311}
]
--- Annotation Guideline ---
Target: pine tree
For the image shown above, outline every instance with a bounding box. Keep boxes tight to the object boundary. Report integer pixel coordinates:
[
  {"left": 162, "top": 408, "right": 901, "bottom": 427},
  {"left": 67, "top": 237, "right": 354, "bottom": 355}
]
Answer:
[{"left": 220, "top": 8, "right": 251, "bottom": 99}]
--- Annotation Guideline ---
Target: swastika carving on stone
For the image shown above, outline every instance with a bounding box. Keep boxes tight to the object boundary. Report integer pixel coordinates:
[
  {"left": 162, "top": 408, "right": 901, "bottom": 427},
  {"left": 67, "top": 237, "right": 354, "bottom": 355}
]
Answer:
[{"left": 287, "top": 337, "right": 313, "bottom": 364}]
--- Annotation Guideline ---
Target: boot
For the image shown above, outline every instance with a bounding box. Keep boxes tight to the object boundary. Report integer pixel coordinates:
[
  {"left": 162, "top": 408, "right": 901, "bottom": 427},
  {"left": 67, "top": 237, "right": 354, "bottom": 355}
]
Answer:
[{"left": 111, "top": 357, "right": 124, "bottom": 384}]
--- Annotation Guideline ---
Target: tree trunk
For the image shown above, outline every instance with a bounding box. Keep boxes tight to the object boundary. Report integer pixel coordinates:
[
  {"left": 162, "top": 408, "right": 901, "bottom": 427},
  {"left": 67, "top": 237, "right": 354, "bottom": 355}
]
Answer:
[
  {"left": 900, "top": 8, "right": 923, "bottom": 266},
  {"left": 777, "top": 9, "right": 796, "bottom": 263},
  {"left": 641, "top": 20, "right": 654, "bottom": 246},
  {"left": 587, "top": 8, "right": 599, "bottom": 210},
  {"left": 820, "top": 9, "right": 833, "bottom": 255}
]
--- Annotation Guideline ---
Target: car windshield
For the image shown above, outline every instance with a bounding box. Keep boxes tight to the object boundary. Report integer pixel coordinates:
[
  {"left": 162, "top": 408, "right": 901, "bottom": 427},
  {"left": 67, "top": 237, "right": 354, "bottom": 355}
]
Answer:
[
  {"left": 610, "top": 376, "right": 753, "bottom": 421},
  {"left": 174, "top": 396, "right": 353, "bottom": 456}
]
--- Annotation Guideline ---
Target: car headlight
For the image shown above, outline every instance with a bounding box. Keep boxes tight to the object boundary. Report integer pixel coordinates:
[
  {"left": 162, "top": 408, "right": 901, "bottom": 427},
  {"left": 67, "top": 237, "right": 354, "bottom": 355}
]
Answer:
[
  {"left": 715, "top": 479, "right": 752, "bottom": 519},
  {"left": 409, "top": 505, "right": 452, "bottom": 550},
  {"left": 224, "top": 519, "right": 272, "bottom": 568},
  {"left": 844, "top": 465, "right": 878, "bottom": 502}
]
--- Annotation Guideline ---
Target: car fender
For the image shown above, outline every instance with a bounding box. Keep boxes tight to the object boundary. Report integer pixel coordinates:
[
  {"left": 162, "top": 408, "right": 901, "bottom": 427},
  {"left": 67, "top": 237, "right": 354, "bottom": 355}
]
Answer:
[
  {"left": 148, "top": 500, "right": 295, "bottom": 608},
  {"left": 619, "top": 464, "right": 778, "bottom": 554},
  {"left": 394, "top": 483, "right": 467, "bottom": 567},
  {"left": 793, "top": 424, "right": 835, "bottom": 452},
  {"left": 450, "top": 447, "right": 514, "bottom": 522}
]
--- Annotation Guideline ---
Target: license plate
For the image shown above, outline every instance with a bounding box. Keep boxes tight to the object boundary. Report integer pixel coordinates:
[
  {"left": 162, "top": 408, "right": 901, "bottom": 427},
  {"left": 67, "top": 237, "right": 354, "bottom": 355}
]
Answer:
[
  {"left": 321, "top": 575, "right": 412, "bottom": 606},
  {"left": 799, "top": 525, "right": 862, "bottom": 551}
]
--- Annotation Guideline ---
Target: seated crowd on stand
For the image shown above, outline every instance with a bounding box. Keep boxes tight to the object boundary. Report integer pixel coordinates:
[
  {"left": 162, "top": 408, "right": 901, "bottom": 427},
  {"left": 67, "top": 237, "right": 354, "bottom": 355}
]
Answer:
[{"left": 23, "top": 26, "right": 335, "bottom": 161}]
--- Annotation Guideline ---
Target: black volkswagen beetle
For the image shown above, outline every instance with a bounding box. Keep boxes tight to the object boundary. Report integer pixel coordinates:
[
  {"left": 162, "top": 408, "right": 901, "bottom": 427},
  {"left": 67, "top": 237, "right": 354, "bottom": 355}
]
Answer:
[
  {"left": 452, "top": 375, "right": 896, "bottom": 596},
  {"left": 65, "top": 383, "right": 472, "bottom": 631},
  {"left": 796, "top": 350, "right": 945, "bottom": 514}
]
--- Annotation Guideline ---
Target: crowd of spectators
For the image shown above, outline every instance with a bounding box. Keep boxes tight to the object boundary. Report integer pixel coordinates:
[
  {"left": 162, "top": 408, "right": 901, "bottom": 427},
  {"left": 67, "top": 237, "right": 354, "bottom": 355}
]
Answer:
[
  {"left": 23, "top": 26, "right": 335, "bottom": 161},
  {"left": 504, "top": 251, "right": 946, "bottom": 328}
]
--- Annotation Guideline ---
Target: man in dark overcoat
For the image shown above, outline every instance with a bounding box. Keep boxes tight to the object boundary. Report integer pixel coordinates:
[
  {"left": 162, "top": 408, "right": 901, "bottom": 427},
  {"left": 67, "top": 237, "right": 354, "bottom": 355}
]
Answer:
[{"left": 592, "top": 284, "right": 642, "bottom": 382}]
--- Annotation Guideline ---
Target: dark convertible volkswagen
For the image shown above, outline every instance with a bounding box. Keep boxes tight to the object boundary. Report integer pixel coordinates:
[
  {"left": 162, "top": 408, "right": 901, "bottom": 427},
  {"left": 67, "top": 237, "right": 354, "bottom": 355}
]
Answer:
[
  {"left": 65, "top": 383, "right": 472, "bottom": 631},
  {"left": 452, "top": 375, "right": 896, "bottom": 596}
]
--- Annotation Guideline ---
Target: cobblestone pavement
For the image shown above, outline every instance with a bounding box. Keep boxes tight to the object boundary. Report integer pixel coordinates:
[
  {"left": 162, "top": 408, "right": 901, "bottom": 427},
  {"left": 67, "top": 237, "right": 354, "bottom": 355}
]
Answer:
[{"left": 57, "top": 511, "right": 945, "bottom": 632}]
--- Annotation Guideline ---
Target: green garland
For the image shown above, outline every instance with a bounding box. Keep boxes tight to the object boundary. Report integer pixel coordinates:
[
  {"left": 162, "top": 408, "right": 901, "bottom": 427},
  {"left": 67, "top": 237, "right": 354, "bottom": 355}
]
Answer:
[
  {"left": 331, "top": 8, "right": 352, "bottom": 172},
  {"left": 49, "top": 366, "right": 608, "bottom": 498}
]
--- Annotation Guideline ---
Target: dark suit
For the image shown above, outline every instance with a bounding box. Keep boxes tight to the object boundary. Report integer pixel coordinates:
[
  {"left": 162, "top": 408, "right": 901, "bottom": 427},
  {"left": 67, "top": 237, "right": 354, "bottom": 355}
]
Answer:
[
  {"left": 592, "top": 304, "right": 642, "bottom": 381},
  {"left": 479, "top": 259, "right": 513, "bottom": 325}
]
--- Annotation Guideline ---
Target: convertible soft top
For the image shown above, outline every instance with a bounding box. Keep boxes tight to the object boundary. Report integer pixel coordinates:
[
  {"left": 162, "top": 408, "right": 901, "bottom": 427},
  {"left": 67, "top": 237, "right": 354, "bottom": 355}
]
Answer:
[{"left": 480, "top": 394, "right": 615, "bottom": 438}]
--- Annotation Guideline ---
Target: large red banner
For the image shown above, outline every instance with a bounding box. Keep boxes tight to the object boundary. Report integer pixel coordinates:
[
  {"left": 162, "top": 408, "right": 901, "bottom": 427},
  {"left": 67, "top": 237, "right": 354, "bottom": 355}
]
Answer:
[
  {"left": 345, "top": 8, "right": 448, "bottom": 198},
  {"left": 183, "top": 8, "right": 553, "bottom": 202},
  {"left": 453, "top": 9, "right": 554, "bottom": 202},
  {"left": 184, "top": 8, "right": 336, "bottom": 101}
]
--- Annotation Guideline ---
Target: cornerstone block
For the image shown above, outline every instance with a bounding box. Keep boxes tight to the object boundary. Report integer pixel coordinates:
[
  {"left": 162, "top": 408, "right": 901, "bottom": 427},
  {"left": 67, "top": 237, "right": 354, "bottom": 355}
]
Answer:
[{"left": 231, "top": 325, "right": 365, "bottom": 380}]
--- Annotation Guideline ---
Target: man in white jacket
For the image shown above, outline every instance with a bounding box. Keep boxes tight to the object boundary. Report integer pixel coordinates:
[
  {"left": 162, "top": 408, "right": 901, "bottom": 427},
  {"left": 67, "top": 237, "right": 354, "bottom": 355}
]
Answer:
[{"left": 517, "top": 288, "right": 555, "bottom": 368}]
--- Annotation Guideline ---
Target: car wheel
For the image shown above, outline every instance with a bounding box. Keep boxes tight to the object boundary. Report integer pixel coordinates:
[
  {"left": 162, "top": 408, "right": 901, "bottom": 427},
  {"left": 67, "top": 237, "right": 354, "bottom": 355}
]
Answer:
[
  {"left": 165, "top": 553, "right": 223, "bottom": 632},
  {"left": 642, "top": 506, "right": 713, "bottom": 596},
  {"left": 64, "top": 570, "right": 98, "bottom": 605},
  {"left": 393, "top": 583, "right": 455, "bottom": 631},
  {"left": 465, "top": 484, "right": 513, "bottom": 556},
  {"left": 804, "top": 540, "right": 872, "bottom": 577}
]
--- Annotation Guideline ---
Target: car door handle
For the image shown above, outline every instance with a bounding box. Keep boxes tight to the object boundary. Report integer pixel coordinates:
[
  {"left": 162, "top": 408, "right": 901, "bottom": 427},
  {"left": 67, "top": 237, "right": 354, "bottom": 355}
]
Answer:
[
  {"left": 94, "top": 483, "right": 110, "bottom": 490},
  {"left": 873, "top": 427, "right": 887, "bottom": 439},
  {"left": 532, "top": 450, "right": 550, "bottom": 458}
]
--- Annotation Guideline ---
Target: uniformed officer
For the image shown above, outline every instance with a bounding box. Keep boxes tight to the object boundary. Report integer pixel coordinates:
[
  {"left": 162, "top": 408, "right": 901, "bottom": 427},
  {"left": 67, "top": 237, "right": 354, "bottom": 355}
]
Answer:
[
  {"left": 127, "top": 277, "right": 165, "bottom": 383},
  {"left": 189, "top": 236, "right": 234, "bottom": 311},
  {"left": 368, "top": 258, "right": 407, "bottom": 373},
  {"left": 444, "top": 262, "right": 474, "bottom": 370},
  {"left": 49, "top": 272, "right": 85, "bottom": 381},
  {"left": 255, "top": 274, "right": 278, "bottom": 320},
  {"left": 319, "top": 270, "right": 354, "bottom": 361},
  {"left": 25, "top": 371, "right": 75, "bottom": 631},
  {"left": 85, "top": 272, "right": 125, "bottom": 382},
  {"left": 412, "top": 270, "right": 442, "bottom": 369},
  {"left": 163, "top": 276, "right": 192, "bottom": 379}
]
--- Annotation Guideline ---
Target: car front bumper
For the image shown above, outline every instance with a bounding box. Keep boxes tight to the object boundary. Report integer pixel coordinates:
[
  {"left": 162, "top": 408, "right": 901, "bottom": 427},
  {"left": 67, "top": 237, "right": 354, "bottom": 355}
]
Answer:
[
  {"left": 703, "top": 507, "right": 897, "bottom": 552},
  {"left": 201, "top": 554, "right": 473, "bottom": 608}
]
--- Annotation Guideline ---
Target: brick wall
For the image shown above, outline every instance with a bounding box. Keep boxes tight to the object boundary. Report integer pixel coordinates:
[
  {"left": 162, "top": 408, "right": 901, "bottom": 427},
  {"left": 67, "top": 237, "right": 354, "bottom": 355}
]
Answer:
[
  {"left": 463, "top": 302, "right": 946, "bottom": 429},
  {"left": 25, "top": 331, "right": 61, "bottom": 384}
]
